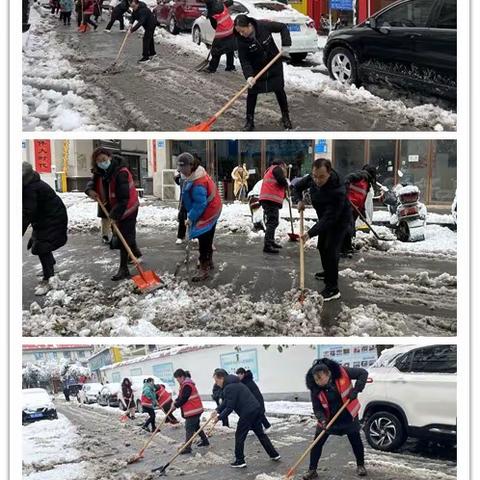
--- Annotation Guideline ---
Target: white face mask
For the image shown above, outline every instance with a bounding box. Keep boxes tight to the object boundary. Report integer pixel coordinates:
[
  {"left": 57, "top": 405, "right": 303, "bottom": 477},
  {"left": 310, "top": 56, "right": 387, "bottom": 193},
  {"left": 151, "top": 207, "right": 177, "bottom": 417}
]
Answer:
[
  {"left": 97, "top": 160, "right": 111, "bottom": 170},
  {"left": 180, "top": 173, "right": 187, "bottom": 180}
]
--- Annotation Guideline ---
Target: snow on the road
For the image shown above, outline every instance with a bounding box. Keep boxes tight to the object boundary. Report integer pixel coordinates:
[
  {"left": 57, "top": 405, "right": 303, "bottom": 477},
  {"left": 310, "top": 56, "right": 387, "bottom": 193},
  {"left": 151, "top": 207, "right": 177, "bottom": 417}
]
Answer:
[
  {"left": 23, "top": 8, "right": 113, "bottom": 131},
  {"left": 23, "top": 414, "right": 90, "bottom": 480}
]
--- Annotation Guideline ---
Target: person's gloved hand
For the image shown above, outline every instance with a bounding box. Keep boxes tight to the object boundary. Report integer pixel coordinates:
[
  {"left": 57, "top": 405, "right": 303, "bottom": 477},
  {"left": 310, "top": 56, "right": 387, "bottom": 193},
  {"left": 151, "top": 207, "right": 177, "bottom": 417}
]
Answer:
[
  {"left": 282, "top": 47, "right": 291, "bottom": 60},
  {"left": 246, "top": 77, "right": 256, "bottom": 88},
  {"left": 87, "top": 190, "right": 98, "bottom": 200},
  {"left": 348, "top": 390, "right": 358, "bottom": 400},
  {"left": 317, "top": 420, "right": 327, "bottom": 431}
]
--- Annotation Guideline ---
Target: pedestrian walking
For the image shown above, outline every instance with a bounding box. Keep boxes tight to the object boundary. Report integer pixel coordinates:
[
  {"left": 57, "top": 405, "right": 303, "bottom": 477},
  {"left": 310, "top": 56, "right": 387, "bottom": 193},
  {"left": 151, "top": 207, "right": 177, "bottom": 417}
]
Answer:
[
  {"left": 121, "top": 378, "right": 136, "bottom": 419},
  {"left": 130, "top": 0, "right": 158, "bottom": 63},
  {"left": 172, "top": 369, "right": 210, "bottom": 454},
  {"left": 212, "top": 383, "right": 229, "bottom": 427},
  {"left": 50, "top": 0, "right": 60, "bottom": 15},
  {"left": 60, "top": 0, "right": 73, "bottom": 25},
  {"left": 176, "top": 152, "right": 222, "bottom": 282},
  {"left": 79, "top": 0, "right": 98, "bottom": 32},
  {"left": 292, "top": 158, "right": 352, "bottom": 301},
  {"left": 105, "top": 0, "right": 129, "bottom": 32},
  {"left": 93, "top": 0, "right": 104, "bottom": 23},
  {"left": 155, "top": 383, "right": 179, "bottom": 424},
  {"left": 85, "top": 148, "right": 142, "bottom": 281},
  {"left": 236, "top": 368, "right": 271, "bottom": 431},
  {"left": 259, "top": 160, "right": 288, "bottom": 254},
  {"left": 75, "top": 0, "right": 83, "bottom": 27},
  {"left": 141, "top": 378, "right": 158, "bottom": 432},
  {"left": 201, "top": 0, "right": 236, "bottom": 73},
  {"left": 234, "top": 14, "right": 292, "bottom": 131},
  {"left": 174, "top": 170, "right": 187, "bottom": 244},
  {"left": 22, "top": 162, "right": 68, "bottom": 293},
  {"left": 341, "top": 165, "right": 377, "bottom": 256},
  {"left": 302, "top": 358, "right": 368, "bottom": 479},
  {"left": 213, "top": 368, "right": 280, "bottom": 468},
  {"left": 231, "top": 164, "right": 249, "bottom": 201}
]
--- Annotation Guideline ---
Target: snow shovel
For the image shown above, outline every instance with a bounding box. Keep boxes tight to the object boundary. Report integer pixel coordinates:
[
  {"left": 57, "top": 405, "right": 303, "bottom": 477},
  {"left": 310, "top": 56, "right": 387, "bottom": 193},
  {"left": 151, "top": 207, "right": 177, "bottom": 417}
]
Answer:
[
  {"left": 128, "top": 406, "right": 175, "bottom": 464},
  {"left": 104, "top": 28, "right": 131, "bottom": 73},
  {"left": 349, "top": 200, "right": 391, "bottom": 242},
  {"left": 152, "top": 414, "right": 217, "bottom": 475},
  {"left": 186, "top": 51, "right": 283, "bottom": 131},
  {"left": 97, "top": 200, "right": 162, "bottom": 293},
  {"left": 194, "top": 50, "right": 212, "bottom": 72},
  {"left": 119, "top": 396, "right": 134, "bottom": 423},
  {"left": 286, "top": 165, "right": 299, "bottom": 241},
  {"left": 174, "top": 224, "right": 192, "bottom": 277},
  {"left": 284, "top": 400, "right": 351, "bottom": 479},
  {"left": 298, "top": 207, "right": 306, "bottom": 303}
]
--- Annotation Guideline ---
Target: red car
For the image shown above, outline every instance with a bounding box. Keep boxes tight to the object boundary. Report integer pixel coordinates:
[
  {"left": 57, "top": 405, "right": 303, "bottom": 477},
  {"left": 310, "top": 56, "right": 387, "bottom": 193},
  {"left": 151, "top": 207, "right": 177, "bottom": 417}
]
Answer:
[{"left": 153, "top": 0, "right": 206, "bottom": 34}]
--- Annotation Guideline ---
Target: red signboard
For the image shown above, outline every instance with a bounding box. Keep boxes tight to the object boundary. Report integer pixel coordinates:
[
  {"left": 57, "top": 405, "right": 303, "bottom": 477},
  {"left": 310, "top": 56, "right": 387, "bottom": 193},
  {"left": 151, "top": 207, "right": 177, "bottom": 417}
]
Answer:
[
  {"left": 34, "top": 140, "right": 52, "bottom": 173},
  {"left": 151, "top": 139, "right": 157, "bottom": 173}
]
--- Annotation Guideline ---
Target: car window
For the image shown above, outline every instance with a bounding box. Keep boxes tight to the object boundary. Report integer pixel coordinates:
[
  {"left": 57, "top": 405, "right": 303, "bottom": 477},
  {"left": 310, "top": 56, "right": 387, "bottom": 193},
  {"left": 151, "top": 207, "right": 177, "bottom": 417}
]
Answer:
[
  {"left": 410, "top": 345, "right": 457, "bottom": 373},
  {"left": 395, "top": 351, "right": 413, "bottom": 372},
  {"left": 229, "top": 2, "right": 248, "bottom": 14},
  {"left": 376, "top": 0, "right": 434, "bottom": 28},
  {"left": 435, "top": 0, "right": 456, "bottom": 29},
  {"left": 254, "top": 2, "right": 287, "bottom": 11}
]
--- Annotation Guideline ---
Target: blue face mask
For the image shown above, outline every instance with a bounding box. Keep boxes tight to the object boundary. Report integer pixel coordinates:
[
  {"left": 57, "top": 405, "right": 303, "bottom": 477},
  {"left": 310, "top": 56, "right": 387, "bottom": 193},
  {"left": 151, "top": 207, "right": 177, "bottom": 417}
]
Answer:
[{"left": 97, "top": 160, "right": 111, "bottom": 170}]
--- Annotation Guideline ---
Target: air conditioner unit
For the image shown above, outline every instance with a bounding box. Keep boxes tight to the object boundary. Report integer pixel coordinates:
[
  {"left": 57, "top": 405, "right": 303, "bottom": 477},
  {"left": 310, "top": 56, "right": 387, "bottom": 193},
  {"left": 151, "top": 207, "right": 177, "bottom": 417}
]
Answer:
[{"left": 162, "top": 169, "right": 180, "bottom": 201}]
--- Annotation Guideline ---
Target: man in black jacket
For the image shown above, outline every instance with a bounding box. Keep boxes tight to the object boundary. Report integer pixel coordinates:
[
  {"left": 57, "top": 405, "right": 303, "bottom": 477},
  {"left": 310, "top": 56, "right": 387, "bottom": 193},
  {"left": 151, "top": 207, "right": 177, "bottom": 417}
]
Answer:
[
  {"left": 22, "top": 162, "right": 68, "bottom": 290},
  {"left": 105, "top": 0, "right": 129, "bottom": 32},
  {"left": 130, "top": 0, "right": 157, "bottom": 63},
  {"left": 213, "top": 369, "right": 280, "bottom": 468},
  {"left": 292, "top": 158, "right": 352, "bottom": 301},
  {"left": 236, "top": 368, "right": 271, "bottom": 430}
]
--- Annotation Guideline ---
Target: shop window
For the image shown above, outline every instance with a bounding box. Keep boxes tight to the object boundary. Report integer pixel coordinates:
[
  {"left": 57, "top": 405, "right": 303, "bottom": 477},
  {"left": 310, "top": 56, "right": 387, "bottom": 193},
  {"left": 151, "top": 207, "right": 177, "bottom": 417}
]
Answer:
[
  {"left": 333, "top": 140, "right": 366, "bottom": 178},
  {"left": 368, "top": 140, "right": 396, "bottom": 190},
  {"left": 170, "top": 141, "right": 208, "bottom": 170},
  {"left": 265, "top": 140, "right": 313, "bottom": 179},
  {"left": 239, "top": 140, "right": 262, "bottom": 191},
  {"left": 399, "top": 140, "right": 429, "bottom": 196},
  {"left": 431, "top": 140, "right": 456, "bottom": 203}
]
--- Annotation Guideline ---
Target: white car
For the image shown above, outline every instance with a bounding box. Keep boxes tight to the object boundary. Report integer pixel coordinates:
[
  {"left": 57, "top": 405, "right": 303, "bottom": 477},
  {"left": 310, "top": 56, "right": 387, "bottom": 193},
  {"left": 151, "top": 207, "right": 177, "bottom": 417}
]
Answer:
[
  {"left": 77, "top": 383, "right": 103, "bottom": 404},
  {"left": 358, "top": 344, "right": 456, "bottom": 451},
  {"left": 23, "top": 388, "right": 57, "bottom": 424},
  {"left": 191, "top": 0, "right": 318, "bottom": 62}
]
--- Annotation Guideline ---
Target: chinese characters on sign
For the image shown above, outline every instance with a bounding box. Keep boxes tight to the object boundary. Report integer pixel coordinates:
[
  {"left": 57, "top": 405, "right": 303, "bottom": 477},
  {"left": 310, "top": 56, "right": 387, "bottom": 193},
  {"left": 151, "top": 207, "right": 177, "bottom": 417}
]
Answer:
[{"left": 33, "top": 140, "right": 52, "bottom": 173}]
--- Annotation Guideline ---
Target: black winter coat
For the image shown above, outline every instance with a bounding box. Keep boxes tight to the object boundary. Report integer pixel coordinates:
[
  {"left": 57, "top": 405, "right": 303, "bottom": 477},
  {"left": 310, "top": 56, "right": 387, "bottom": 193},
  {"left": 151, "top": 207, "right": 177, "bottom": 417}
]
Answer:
[
  {"left": 235, "top": 18, "right": 291, "bottom": 94},
  {"left": 306, "top": 358, "right": 368, "bottom": 435},
  {"left": 23, "top": 171, "right": 68, "bottom": 256},
  {"left": 112, "top": 0, "right": 130, "bottom": 19},
  {"left": 130, "top": 1, "right": 157, "bottom": 31},
  {"left": 217, "top": 374, "right": 260, "bottom": 421},
  {"left": 345, "top": 169, "right": 375, "bottom": 190},
  {"left": 293, "top": 170, "right": 352, "bottom": 239},
  {"left": 240, "top": 370, "right": 265, "bottom": 412}
]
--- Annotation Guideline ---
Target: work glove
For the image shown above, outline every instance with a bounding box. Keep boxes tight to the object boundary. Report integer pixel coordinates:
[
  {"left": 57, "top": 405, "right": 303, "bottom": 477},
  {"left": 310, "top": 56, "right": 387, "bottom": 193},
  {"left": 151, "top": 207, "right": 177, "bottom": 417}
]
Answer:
[
  {"left": 348, "top": 390, "right": 358, "bottom": 400},
  {"left": 246, "top": 76, "right": 256, "bottom": 88},
  {"left": 297, "top": 200, "right": 305, "bottom": 212},
  {"left": 87, "top": 190, "right": 98, "bottom": 200},
  {"left": 317, "top": 420, "right": 327, "bottom": 432}
]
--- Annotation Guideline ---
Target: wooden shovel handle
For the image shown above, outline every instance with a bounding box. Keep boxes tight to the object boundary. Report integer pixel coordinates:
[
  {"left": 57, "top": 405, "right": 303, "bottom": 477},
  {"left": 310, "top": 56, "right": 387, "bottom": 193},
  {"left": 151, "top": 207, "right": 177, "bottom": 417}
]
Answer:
[
  {"left": 113, "top": 29, "right": 130, "bottom": 64},
  {"left": 139, "top": 405, "right": 176, "bottom": 455},
  {"left": 285, "top": 400, "right": 351, "bottom": 479},
  {"left": 299, "top": 208, "right": 305, "bottom": 290},
  {"left": 213, "top": 51, "right": 283, "bottom": 120}
]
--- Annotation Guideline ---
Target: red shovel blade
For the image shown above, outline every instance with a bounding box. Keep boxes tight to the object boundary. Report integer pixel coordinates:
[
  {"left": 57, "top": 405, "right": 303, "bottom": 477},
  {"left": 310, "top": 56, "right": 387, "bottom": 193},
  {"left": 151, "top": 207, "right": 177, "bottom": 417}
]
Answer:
[
  {"left": 288, "top": 232, "right": 300, "bottom": 242},
  {"left": 132, "top": 270, "right": 162, "bottom": 293},
  {"left": 185, "top": 116, "right": 216, "bottom": 132}
]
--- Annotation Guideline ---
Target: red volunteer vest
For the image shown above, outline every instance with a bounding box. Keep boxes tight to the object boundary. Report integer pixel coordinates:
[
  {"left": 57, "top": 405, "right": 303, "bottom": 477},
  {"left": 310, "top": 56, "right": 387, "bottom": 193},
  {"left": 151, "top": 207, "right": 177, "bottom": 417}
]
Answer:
[
  {"left": 213, "top": 6, "right": 234, "bottom": 39},
  {"left": 347, "top": 179, "right": 369, "bottom": 210},
  {"left": 179, "top": 378, "right": 204, "bottom": 418},
  {"left": 109, "top": 167, "right": 140, "bottom": 220},
  {"left": 156, "top": 385, "right": 172, "bottom": 409},
  {"left": 193, "top": 175, "right": 222, "bottom": 230},
  {"left": 318, "top": 366, "right": 361, "bottom": 422},
  {"left": 141, "top": 392, "right": 153, "bottom": 407},
  {"left": 259, "top": 166, "right": 286, "bottom": 205},
  {"left": 83, "top": 0, "right": 94, "bottom": 14}
]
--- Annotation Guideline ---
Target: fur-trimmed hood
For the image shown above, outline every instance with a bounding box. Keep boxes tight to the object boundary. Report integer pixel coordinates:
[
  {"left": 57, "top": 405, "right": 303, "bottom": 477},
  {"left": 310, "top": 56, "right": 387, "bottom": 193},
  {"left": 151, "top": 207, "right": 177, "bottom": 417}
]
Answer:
[{"left": 305, "top": 358, "right": 343, "bottom": 393}]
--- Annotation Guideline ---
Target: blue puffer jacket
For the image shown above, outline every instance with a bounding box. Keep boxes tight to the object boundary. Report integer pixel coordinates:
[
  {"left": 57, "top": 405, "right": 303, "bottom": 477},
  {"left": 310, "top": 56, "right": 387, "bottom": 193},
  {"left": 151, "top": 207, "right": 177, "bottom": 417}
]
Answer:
[{"left": 182, "top": 166, "right": 222, "bottom": 239}]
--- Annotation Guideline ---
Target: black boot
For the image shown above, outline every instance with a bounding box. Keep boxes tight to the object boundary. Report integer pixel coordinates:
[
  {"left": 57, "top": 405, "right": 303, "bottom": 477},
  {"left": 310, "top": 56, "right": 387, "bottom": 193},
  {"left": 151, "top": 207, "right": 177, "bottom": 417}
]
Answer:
[
  {"left": 112, "top": 250, "right": 131, "bottom": 281},
  {"left": 192, "top": 261, "right": 210, "bottom": 282},
  {"left": 281, "top": 112, "right": 292, "bottom": 130},
  {"left": 243, "top": 115, "right": 255, "bottom": 131}
]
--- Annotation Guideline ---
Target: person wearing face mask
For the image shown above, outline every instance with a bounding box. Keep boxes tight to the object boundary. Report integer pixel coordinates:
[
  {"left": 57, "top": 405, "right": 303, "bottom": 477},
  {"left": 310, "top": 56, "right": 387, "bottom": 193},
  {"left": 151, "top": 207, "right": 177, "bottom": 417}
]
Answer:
[
  {"left": 234, "top": 14, "right": 292, "bottom": 131},
  {"left": 292, "top": 158, "right": 352, "bottom": 301},
  {"left": 85, "top": 148, "right": 141, "bottom": 281},
  {"left": 303, "top": 359, "right": 368, "bottom": 479},
  {"left": 176, "top": 152, "right": 222, "bottom": 282}
]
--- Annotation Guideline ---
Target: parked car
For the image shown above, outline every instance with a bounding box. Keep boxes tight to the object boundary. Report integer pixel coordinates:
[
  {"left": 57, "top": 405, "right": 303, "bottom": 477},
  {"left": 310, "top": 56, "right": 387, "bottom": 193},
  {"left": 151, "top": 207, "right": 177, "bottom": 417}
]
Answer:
[
  {"left": 323, "top": 0, "right": 456, "bottom": 99},
  {"left": 77, "top": 383, "right": 103, "bottom": 404},
  {"left": 23, "top": 388, "right": 58, "bottom": 424},
  {"left": 192, "top": 0, "right": 318, "bottom": 62},
  {"left": 154, "top": 0, "right": 206, "bottom": 34},
  {"left": 97, "top": 383, "right": 122, "bottom": 407},
  {"left": 359, "top": 344, "right": 457, "bottom": 451}
]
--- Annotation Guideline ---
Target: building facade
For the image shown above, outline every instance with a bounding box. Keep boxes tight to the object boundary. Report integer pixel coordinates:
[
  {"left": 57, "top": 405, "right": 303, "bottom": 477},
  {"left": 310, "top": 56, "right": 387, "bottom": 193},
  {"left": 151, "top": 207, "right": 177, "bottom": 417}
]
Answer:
[{"left": 22, "top": 344, "right": 95, "bottom": 366}]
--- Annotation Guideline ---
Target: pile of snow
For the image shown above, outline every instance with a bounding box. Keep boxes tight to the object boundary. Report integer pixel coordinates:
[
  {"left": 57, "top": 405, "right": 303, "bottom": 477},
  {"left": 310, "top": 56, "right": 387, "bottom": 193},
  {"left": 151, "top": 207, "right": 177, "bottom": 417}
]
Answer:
[
  {"left": 23, "top": 272, "right": 324, "bottom": 337},
  {"left": 23, "top": 8, "right": 113, "bottom": 131}
]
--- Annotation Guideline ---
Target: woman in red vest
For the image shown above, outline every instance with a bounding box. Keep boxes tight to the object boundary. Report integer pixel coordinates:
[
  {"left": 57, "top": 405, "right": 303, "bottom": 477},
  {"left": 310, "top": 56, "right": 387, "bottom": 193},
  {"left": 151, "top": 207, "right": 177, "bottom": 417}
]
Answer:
[
  {"left": 172, "top": 369, "right": 210, "bottom": 454},
  {"left": 176, "top": 153, "right": 222, "bottom": 282},
  {"left": 202, "top": 0, "right": 236, "bottom": 73},
  {"left": 259, "top": 160, "right": 288, "bottom": 254},
  {"left": 303, "top": 358, "right": 368, "bottom": 480},
  {"left": 155, "top": 383, "right": 179, "bottom": 424},
  {"left": 85, "top": 148, "right": 141, "bottom": 281},
  {"left": 79, "top": 0, "right": 98, "bottom": 32}
]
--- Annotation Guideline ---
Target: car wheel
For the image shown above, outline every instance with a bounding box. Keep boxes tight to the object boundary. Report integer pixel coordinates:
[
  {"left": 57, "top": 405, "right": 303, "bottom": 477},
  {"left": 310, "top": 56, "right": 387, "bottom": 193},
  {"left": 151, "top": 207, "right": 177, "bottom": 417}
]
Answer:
[
  {"left": 327, "top": 47, "right": 358, "bottom": 85},
  {"left": 396, "top": 221, "right": 410, "bottom": 242},
  {"left": 168, "top": 16, "right": 179, "bottom": 35},
  {"left": 290, "top": 52, "right": 308, "bottom": 63},
  {"left": 365, "top": 411, "right": 406, "bottom": 451},
  {"left": 192, "top": 26, "right": 202, "bottom": 45}
]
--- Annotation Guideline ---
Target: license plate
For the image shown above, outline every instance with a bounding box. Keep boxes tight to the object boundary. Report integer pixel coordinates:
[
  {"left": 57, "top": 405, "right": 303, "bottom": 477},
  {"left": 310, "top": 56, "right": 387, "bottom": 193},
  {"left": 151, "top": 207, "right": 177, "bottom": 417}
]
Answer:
[
  {"left": 29, "top": 412, "right": 43, "bottom": 419},
  {"left": 288, "top": 24, "right": 301, "bottom": 32}
]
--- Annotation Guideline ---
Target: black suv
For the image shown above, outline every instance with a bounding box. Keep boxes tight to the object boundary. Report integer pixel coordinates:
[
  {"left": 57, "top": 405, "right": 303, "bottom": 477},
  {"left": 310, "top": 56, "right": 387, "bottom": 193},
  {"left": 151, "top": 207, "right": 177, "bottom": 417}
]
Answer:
[{"left": 323, "top": 0, "right": 456, "bottom": 99}]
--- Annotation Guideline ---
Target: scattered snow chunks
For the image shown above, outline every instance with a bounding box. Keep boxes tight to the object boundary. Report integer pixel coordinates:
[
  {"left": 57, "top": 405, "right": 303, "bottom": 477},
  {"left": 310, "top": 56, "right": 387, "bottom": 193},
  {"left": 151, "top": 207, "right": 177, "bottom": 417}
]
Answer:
[{"left": 255, "top": 475, "right": 284, "bottom": 480}]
